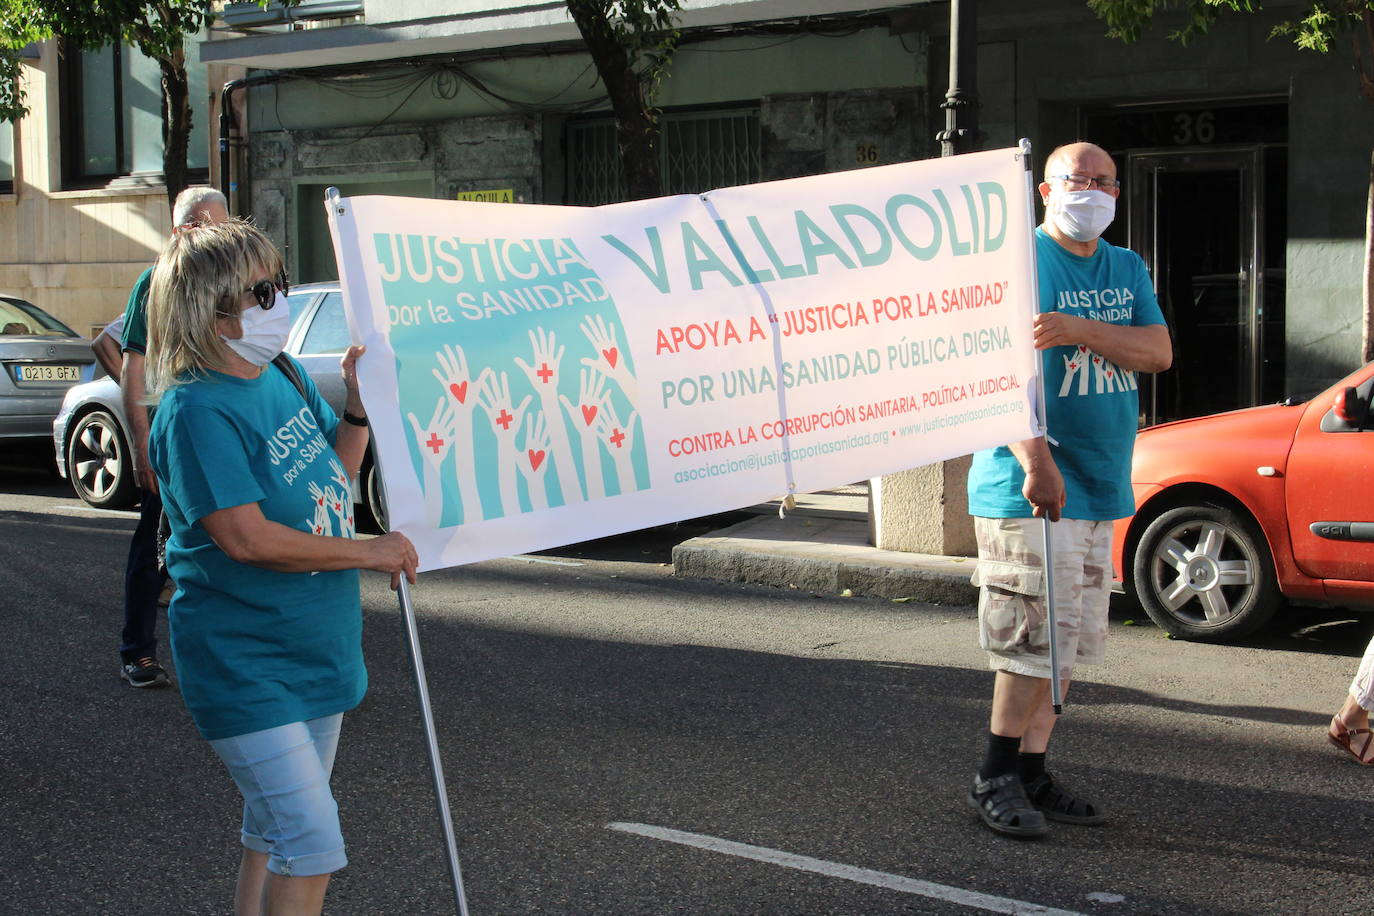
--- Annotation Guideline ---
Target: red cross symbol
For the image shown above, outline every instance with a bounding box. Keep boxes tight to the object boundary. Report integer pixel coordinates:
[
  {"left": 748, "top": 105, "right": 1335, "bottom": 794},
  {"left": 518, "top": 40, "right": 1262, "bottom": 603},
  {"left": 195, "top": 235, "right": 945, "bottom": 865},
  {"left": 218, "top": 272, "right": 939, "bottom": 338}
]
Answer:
[
  {"left": 496, "top": 409, "right": 514, "bottom": 431},
  {"left": 426, "top": 432, "right": 446, "bottom": 454},
  {"left": 536, "top": 363, "right": 553, "bottom": 384},
  {"left": 609, "top": 427, "right": 626, "bottom": 449}
]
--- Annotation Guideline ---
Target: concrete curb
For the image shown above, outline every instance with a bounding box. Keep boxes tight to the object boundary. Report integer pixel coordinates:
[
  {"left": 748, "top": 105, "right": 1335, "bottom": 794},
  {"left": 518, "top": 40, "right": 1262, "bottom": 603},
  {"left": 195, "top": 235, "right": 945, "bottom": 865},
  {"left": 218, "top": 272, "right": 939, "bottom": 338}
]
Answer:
[{"left": 672, "top": 514, "right": 979, "bottom": 605}]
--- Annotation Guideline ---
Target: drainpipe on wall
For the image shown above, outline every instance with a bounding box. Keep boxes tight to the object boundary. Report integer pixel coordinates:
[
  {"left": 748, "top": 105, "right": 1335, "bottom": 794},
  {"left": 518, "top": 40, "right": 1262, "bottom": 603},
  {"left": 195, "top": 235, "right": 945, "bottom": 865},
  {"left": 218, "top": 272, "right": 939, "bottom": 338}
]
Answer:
[{"left": 219, "top": 71, "right": 304, "bottom": 215}]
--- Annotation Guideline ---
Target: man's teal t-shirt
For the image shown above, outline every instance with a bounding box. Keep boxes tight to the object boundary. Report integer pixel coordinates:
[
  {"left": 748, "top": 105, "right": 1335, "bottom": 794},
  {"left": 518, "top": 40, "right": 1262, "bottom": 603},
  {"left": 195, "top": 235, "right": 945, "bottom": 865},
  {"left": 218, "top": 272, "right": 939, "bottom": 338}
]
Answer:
[
  {"left": 149, "top": 357, "right": 365, "bottom": 740},
  {"left": 967, "top": 227, "right": 1167, "bottom": 521},
  {"left": 119, "top": 266, "right": 154, "bottom": 355}
]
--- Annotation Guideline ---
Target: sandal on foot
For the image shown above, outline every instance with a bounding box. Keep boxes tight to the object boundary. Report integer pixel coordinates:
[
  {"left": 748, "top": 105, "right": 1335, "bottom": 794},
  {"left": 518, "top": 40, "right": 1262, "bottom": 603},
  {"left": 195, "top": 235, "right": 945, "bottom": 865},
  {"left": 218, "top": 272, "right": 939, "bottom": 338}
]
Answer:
[
  {"left": 1328, "top": 715, "right": 1374, "bottom": 765},
  {"left": 1023, "top": 771, "right": 1107, "bottom": 825},
  {"left": 967, "top": 773, "right": 1048, "bottom": 838}
]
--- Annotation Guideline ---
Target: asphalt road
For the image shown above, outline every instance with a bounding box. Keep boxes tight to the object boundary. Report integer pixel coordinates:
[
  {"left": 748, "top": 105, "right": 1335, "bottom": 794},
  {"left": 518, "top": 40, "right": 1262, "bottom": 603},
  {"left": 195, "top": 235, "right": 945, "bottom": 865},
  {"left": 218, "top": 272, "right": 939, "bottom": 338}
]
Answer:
[{"left": 4, "top": 453, "right": 1374, "bottom": 915}]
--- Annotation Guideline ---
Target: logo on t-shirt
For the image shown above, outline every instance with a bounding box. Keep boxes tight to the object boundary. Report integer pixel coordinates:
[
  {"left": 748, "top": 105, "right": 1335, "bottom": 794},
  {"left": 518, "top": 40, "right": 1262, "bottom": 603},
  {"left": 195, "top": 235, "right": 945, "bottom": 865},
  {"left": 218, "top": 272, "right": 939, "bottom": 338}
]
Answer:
[{"left": 305, "top": 457, "right": 356, "bottom": 539}]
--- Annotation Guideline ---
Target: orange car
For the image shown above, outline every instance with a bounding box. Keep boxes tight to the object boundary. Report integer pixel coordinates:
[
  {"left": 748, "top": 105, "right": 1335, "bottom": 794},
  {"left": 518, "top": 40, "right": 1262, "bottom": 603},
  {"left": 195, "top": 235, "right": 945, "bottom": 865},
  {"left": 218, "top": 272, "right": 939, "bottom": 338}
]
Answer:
[{"left": 1113, "top": 361, "right": 1374, "bottom": 642}]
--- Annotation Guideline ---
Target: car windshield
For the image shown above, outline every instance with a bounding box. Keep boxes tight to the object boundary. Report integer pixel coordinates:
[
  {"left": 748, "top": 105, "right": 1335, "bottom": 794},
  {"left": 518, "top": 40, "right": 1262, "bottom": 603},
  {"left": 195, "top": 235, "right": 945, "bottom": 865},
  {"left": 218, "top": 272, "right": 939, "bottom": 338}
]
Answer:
[{"left": 0, "top": 297, "right": 78, "bottom": 337}]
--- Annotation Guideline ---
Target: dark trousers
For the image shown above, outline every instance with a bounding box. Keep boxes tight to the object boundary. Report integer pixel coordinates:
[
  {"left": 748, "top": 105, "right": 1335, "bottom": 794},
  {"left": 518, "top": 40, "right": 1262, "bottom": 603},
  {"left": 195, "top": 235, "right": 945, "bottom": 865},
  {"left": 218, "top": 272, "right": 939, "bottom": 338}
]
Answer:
[{"left": 120, "top": 488, "right": 167, "bottom": 663}]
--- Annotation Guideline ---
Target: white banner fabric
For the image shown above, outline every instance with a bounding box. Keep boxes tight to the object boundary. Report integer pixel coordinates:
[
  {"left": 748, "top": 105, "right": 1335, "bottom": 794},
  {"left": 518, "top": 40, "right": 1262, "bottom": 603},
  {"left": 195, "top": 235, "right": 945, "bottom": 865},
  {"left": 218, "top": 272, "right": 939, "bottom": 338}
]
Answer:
[{"left": 326, "top": 148, "right": 1041, "bottom": 572}]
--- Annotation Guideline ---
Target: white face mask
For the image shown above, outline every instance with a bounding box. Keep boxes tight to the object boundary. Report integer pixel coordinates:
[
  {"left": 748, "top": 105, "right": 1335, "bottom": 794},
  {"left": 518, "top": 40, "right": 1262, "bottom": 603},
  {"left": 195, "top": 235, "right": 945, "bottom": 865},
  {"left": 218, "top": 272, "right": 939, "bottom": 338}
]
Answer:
[
  {"left": 222, "top": 302, "right": 291, "bottom": 366},
  {"left": 1049, "top": 188, "right": 1116, "bottom": 242}
]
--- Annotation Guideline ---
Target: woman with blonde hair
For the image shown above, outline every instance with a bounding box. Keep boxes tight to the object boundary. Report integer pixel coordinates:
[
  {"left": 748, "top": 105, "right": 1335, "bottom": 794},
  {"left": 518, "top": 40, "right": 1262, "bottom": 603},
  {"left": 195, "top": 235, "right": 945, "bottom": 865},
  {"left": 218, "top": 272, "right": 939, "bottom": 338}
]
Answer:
[{"left": 146, "top": 218, "right": 417, "bottom": 915}]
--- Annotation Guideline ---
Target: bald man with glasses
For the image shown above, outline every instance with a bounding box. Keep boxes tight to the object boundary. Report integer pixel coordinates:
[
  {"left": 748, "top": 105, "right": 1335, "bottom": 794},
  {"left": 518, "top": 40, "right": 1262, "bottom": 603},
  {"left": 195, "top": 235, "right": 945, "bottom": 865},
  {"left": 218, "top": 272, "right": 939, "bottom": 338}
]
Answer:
[{"left": 964, "top": 142, "right": 1173, "bottom": 838}]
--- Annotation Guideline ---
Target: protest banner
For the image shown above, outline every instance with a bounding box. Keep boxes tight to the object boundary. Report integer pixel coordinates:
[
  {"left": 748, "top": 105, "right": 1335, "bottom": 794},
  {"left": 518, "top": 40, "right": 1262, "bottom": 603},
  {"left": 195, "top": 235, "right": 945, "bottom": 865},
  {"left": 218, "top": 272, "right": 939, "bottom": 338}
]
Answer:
[{"left": 326, "top": 147, "right": 1041, "bottom": 572}]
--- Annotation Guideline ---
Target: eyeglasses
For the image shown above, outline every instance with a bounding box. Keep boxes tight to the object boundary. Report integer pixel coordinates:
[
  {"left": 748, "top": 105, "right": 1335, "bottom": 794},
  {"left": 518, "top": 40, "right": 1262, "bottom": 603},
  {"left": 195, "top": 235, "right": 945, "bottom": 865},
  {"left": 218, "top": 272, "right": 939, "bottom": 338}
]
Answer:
[
  {"left": 1049, "top": 173, "right": 1122, "bottom": 192},
  {"left": 245, "top": 273, "right": 289, "bottom": 310}
]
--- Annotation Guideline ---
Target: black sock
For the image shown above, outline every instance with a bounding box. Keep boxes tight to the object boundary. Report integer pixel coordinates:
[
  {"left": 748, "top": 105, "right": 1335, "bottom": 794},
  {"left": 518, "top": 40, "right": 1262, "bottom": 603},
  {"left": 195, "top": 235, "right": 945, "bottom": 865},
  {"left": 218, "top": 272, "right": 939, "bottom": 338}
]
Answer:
[
  {"left": 978, "top": 732, "right": 1021, "bottom": 781},
  {"left": 1019, "top": 751, "right": 1047, "bottom": 785}
]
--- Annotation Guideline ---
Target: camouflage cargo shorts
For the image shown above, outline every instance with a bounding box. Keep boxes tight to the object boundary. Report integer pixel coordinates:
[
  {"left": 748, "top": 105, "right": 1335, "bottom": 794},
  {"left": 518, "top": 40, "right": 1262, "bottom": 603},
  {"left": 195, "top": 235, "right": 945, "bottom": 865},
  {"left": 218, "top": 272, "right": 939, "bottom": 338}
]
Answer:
[{"left": 972, "top": 516, "right": 1114, "bottom": 680}]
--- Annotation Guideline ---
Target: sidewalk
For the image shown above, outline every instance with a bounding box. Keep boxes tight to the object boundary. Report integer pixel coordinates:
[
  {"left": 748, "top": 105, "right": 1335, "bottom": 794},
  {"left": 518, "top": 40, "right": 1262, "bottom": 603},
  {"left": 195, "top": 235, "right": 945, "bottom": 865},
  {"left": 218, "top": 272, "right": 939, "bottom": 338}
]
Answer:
[{"left": 671, "top": 487, "right": 980, "bottom": 606}]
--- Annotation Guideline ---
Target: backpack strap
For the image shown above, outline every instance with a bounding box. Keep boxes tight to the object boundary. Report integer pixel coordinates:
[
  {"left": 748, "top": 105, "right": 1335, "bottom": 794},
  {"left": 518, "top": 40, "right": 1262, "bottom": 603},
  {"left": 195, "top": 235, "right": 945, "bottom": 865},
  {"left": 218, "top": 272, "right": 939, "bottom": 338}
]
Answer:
[{"left": 271, "top": 352, "right": 308, "bottom": 399}]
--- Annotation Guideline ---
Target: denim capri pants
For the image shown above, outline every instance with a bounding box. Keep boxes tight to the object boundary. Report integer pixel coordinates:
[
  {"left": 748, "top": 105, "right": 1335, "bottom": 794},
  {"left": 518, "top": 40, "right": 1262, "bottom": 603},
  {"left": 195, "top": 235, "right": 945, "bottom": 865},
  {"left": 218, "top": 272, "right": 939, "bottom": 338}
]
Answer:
[{"left": 208, "top": 714, "right": 347, "bottom": 877}]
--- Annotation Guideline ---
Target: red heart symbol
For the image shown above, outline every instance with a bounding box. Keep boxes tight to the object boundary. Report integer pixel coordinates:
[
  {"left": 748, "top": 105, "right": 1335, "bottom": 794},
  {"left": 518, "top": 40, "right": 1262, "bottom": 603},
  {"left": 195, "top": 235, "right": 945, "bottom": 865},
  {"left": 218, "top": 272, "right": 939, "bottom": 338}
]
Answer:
[
  {"left": 581, "top": 404, "right": 598, "bottom": 426},
  {"left": 449, "top": 381, "right": 468, "bottom": 404},
  {"left": 527, "top": 449, "right": 546, "bottom": 471},
  {"left": 1106, "top": 370, "right": 1114, "bottom": 378},
  {"left": 602, "top": 347, "right": 619, "bottom": 369},
  {"left": 1078, "top": 345, "right": 1088, "bottom": 352}
]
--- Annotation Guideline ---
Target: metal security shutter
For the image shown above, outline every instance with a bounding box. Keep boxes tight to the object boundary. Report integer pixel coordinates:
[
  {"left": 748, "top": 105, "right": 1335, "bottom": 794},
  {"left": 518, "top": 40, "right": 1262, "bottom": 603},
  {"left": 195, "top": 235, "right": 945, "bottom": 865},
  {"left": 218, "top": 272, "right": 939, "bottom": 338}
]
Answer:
[{"left": 565, "top": 107, "right": 760, "bottom": 205}]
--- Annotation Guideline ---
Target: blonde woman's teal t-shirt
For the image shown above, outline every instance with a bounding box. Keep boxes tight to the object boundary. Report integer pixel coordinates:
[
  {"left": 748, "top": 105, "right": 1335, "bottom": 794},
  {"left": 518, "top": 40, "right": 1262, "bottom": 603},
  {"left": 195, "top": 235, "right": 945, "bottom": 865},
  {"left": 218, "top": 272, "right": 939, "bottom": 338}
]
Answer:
[{"left": 149, "top": 357, "right": 365, "bottom": 740}]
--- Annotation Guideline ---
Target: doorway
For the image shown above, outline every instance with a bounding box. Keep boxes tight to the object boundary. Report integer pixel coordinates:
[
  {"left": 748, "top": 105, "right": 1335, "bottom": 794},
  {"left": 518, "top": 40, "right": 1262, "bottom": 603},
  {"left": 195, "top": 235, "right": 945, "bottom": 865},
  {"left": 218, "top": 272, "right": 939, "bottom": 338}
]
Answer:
[
  {"left": 1083, "top": 100, "right": 1287, "bottom": 425},
  {"left": 1126, "top": 147, "right": 1285, "bottom": 423}
]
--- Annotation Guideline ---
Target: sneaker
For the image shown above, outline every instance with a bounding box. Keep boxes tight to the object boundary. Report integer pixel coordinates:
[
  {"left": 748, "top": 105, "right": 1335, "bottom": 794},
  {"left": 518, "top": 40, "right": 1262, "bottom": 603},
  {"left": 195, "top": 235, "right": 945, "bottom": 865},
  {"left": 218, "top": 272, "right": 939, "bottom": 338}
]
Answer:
[
  {"left": 967, "top": 772, "right": 1048, "bottom": 838},
  {"left": 121, "top": 656, "right": 170, "bottom": 688}
]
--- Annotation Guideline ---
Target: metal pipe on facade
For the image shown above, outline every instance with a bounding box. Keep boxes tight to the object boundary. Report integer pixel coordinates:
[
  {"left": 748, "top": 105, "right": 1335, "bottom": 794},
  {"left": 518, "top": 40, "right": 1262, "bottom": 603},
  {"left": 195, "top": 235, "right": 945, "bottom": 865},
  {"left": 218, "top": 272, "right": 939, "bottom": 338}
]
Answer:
[
  {"left": 218, "top": 71, "right": 303, "bottom": 215},
  {"left": 938, "top": 0, "right": 978, "bottom": 157}
]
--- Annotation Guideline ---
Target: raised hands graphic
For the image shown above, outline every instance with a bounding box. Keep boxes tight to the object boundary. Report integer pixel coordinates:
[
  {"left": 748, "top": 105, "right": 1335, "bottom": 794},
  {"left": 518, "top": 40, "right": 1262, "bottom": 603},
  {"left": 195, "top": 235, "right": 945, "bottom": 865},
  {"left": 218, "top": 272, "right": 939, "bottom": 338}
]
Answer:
[
  {"left": 406, "top": 397, "right": 457, "bottom": 527},
  {"left": 432, "top": 344, "right": 487, "bottom": 519},
  {"left": 579, "top": 315, "right": 639, "bottom": 408},
  {"left": 517, "top": 411, "right": 553, "bottom": 511},
  {"left": 306, "top": 480, "right": 333, "bottom": 536},
  {"left": 477, "top": 370, "right": 531, "bottom": 517},
  {"left": 594, "top": 396, "right": 640, "bottom": 495},
  {"left": 514, "top": 327, "right": 580, "bottom": 505},
  {"left": 559, "top": 367, "right": 609, "bottom": 501}
]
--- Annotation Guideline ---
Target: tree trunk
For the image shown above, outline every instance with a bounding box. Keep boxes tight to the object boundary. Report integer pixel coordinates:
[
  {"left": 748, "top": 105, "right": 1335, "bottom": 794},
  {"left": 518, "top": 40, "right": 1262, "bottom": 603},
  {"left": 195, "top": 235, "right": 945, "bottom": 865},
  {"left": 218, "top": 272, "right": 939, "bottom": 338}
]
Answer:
[
  {"left": 1365, "top": 147, "right": 1374, "bottom": 363},
  {"left": 566, "top": 1, "right": 663, "bottom": 201},
  {"left": 159, "top": 46, "right": 191, "bottom": 214}
]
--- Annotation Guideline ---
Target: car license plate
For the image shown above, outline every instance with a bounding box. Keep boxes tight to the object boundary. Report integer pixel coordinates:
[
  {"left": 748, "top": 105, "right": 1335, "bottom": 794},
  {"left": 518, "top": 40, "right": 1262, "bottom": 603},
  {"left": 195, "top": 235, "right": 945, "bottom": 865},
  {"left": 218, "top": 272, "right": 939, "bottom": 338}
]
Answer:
[{"left": 15, "top": 364, "right": 80, "bottom": 383}]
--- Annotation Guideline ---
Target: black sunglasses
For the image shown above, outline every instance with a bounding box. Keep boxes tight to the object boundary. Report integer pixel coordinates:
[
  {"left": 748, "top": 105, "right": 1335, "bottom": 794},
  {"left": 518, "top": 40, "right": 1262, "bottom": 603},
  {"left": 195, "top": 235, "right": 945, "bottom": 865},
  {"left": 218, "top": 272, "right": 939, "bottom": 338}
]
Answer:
[{"left": 244, "top": 273, "right": 289, "bottom": 310}]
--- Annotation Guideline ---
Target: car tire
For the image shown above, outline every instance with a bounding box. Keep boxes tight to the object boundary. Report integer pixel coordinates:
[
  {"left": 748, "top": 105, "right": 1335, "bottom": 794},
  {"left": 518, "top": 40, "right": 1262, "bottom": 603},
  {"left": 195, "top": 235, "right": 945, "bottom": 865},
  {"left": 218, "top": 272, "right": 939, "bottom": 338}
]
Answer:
[
  {"left": 1129, "top": 503, "right": 1281, "bottom": 642},
  {"left": 359, "top": 450, "right": 388, "bottom": 533},
  {"left": 66, "top": 409, "right": 137, "bottom": 510}
]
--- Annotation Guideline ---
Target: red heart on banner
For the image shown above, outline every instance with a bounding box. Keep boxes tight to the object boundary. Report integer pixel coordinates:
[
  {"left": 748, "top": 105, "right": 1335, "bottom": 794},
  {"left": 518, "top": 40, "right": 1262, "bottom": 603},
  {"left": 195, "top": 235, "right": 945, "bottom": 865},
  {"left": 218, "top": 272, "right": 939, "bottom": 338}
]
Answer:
[
  {"left": 449, "top": 381, "right": 468, "bottom": 404},
  {"left": 602, "top": 347, "right": 619, "bottom": 368},
  {"left": 528, "top": 449, "right": 546, "bottom": 471},
  {"left": 581, "top": 404, "right": 598, "bottom": 426}
]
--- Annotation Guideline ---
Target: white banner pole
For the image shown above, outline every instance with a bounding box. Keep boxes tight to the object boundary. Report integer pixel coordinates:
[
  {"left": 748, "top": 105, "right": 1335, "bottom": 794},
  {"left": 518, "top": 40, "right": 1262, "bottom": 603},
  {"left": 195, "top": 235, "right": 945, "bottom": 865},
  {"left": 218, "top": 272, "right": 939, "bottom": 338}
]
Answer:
[
  {"left": 394, "top": 574, "right": 471, "bottom": 916},
  {"left": 325, "top": 188, "right": 471, "bottom": 914},
  {"left": 1017, "top": 138, "right": 1063, "bottom": 715}
]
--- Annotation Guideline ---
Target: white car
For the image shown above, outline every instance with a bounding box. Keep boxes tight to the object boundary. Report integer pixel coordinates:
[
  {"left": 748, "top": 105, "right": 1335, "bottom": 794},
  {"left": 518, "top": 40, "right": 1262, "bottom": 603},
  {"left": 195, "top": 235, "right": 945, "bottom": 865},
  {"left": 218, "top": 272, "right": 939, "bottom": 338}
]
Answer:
[{"left": 53, "top": 281, "right": 386, "bottom": 528}]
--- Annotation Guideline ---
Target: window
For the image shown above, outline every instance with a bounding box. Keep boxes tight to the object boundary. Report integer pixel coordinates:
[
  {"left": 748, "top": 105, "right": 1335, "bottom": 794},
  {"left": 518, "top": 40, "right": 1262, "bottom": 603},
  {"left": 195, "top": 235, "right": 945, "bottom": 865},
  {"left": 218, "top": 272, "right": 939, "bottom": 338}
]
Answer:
[
  {"left": 0, "top": 119, "right": 13, "bottom": 193},
  {"left": 566, "top": 107, "right": 761, "bottom": 206},
  {"left": 59, "top": 35, "right": 209, "bottom": 188},
  {"left": 299, "top": 293, "right": 351, "bottom": 355}
]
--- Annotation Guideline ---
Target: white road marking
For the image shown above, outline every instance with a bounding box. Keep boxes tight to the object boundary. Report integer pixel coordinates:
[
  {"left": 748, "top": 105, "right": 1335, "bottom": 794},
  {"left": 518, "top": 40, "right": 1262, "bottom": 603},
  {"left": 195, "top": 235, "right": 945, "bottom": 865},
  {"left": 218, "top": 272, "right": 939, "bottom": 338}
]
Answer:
[
  {"left": 511, "top": 555, "right": 585, "bottom": 567},
  {"left": 607, "top": 822, "right": 1089, "bottom": 916}
]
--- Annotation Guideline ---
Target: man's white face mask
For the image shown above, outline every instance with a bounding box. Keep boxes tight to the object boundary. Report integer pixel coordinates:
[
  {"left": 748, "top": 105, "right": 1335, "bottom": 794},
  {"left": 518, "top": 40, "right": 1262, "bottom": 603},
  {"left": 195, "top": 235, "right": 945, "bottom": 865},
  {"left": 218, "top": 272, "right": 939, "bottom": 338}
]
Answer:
[
  {"left": 1049, "top": 188, "right": 1116, "bottom": 243},
  {"left": 223, "top": 301, "right": 291, "bottom": 366}
]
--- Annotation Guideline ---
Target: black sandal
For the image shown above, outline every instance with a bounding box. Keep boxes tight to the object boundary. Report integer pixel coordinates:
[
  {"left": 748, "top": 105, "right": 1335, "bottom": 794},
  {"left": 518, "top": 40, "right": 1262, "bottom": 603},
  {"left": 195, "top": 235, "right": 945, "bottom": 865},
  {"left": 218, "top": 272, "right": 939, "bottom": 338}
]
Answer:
[
  {"left": 1023, "top": 771, "right": 1107, "bottom": 825},
  {"left": 967, "top": 773, "right": 1048, "bottom": 838}
]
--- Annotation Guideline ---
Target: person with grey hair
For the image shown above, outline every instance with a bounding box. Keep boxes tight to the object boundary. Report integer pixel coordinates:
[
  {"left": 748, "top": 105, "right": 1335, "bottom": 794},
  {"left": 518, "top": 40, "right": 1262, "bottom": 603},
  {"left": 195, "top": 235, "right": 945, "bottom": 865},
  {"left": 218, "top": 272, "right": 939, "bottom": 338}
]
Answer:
[
  {"left": 964, "top": 142, "right": 1172, "bottom": 838},
  {"left": 115, "top": 185, "right": 229, "bottom": 688},
  {"left": 146, "top": 217, "right": 416, "bottom": 914}
]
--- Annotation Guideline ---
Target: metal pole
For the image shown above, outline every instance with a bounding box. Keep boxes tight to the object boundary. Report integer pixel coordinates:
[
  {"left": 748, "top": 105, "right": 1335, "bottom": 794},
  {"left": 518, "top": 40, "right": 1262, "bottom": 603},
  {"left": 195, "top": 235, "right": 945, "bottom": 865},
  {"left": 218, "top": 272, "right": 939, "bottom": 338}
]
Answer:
[
  {"left": 331, "top": 184, "right": 471, "bottom": 911},
  {"left": 394, "top": 576, "right": 471, "bottom": 915},
  {"left": 1019, "top": 138, "right": 1063, "bottom": 715},
  {"left": 938, "top": 0, "right": 979, "bottom": 157}
]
